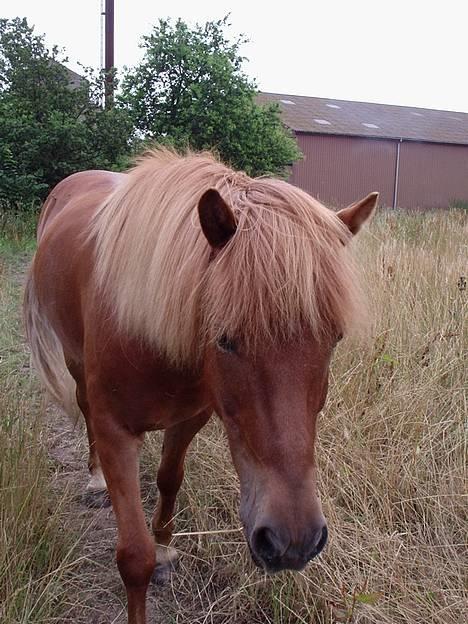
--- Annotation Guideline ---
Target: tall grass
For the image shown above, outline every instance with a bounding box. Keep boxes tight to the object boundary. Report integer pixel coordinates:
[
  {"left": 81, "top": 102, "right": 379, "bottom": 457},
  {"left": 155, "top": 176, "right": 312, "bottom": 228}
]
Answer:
[
  {"left": 0, "top": 205, "right": 37, "bottom": 252},
  {"left": 449, "top": 199, "right": 468, "bottom": 211},
  {"left": 0, "top": 231, "right": 80, "bottom": 624},
  {"left": 0, "top": 208, "right": 466, "bottom": 623}
]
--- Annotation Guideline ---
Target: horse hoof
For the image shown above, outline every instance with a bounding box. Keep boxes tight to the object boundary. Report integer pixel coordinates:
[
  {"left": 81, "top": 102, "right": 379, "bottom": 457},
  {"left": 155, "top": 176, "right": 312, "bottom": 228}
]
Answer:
[
  {"left": 82, "top": 489, "right": 111, "bottom": 509},
  {"left": 151, "top": 561, "right": 175, "bottom": 586},
  {"left": 152, "top": 545, "right": 178, "bottom": 585}
]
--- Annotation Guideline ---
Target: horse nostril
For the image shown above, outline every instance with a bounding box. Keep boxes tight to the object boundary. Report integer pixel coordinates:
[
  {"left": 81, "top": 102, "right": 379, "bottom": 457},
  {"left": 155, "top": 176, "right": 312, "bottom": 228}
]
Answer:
[
  {"left": 309, "top": 525, "right": 328, "bottom": 560},
  {"left": 252, "top": 526, "right": 285, "bottom": 562}
]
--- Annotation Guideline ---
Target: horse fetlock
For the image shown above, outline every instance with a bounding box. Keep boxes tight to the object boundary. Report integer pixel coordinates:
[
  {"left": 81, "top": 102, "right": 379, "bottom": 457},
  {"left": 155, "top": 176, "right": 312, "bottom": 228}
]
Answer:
[
  {"left": 152, "top": 520, "right": 174, "bottom": 542},
  {"left": 156, "top": 543, "right": 178, "bottom": 566},
  {"left": 86, "top": 467, "right": 107, "bottom": 492}
]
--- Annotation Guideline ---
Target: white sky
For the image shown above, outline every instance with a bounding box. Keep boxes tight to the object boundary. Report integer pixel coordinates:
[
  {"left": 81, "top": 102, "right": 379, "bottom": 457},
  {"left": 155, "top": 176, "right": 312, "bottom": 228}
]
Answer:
[{"left": 3, "top": 0, "right": 468, "bottom": 113}]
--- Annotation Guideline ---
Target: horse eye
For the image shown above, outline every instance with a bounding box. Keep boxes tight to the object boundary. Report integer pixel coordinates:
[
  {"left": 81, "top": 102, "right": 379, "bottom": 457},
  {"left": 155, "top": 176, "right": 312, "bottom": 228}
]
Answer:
[
  {"left": 337, "top": 332, "right": 343, "bottom": 342},
  {"left": 217, "top": 335, "right": 236, "bottom": 353}
]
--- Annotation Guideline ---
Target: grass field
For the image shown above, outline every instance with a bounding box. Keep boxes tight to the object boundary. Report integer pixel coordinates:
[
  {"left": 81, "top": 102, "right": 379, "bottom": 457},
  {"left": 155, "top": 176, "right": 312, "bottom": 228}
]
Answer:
[
  {"left": 0, "top": 209, "right": 466, "bottom": 623},
  {"left": 0, "top": 218, "right": 80, "bottom": 623}
]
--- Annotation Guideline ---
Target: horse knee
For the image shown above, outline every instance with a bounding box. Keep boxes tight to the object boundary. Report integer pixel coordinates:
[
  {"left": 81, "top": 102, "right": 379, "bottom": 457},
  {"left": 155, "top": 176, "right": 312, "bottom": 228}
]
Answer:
[{"left": 116, "top": 537, "right": 156, "bottom": 590}]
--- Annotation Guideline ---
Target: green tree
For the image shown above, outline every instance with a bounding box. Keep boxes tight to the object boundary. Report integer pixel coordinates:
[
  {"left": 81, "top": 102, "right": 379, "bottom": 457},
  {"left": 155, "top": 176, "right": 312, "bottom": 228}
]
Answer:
[
  {"left": 120, "top": 16, "right": 301, "bottom": 176},
  {"left": 0, "top": 17, "right": 133, "bottom": 206}
]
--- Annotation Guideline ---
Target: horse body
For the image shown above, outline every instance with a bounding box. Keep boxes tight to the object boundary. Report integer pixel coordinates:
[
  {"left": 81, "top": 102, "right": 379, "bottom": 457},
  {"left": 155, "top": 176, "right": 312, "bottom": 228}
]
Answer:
[
  {"left": 35, "top": 170, "right": 209, "bottom": 429},
  {"left": 24, "top": 149, "right": 378, "bottom": 624}
]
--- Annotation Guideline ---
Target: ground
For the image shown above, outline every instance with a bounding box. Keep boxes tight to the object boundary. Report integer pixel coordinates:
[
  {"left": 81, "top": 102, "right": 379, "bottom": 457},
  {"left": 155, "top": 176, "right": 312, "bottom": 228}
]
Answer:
[{"left": 46, "top": 406, "right": 183, "bottom": 623}]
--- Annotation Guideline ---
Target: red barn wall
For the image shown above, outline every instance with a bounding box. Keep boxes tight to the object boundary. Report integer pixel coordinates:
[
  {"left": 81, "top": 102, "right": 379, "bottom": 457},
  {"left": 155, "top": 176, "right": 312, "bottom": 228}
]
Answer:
[
  {"left": 290, "top": 133, "right": 468, "bottom": 209},
  {"left": 291, "top": 134, "right": 396, "bottom": 207},
  {"left": 397, "top": 141, "right": 468, "bottom": 208}
]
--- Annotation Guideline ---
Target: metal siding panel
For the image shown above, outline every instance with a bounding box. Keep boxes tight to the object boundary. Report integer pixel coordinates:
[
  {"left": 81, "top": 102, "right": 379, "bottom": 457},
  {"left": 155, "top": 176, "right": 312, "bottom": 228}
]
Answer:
[
  {"left": 291, "top": 135, "right": 396, "bottom": 207},
  {"left": 398, "top": 142, "right": 468, "bottom": 208}
]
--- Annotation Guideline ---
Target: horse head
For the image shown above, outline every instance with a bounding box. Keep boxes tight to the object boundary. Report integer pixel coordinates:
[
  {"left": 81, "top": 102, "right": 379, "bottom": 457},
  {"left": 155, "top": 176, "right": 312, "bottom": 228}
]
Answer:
[{"left": 199, "top": 187, "right": 377, "bottom": 572}]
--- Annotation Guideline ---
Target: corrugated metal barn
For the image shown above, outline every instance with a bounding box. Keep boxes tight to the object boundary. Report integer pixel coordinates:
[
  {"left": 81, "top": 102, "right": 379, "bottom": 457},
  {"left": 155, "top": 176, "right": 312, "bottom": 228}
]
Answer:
[{"left": 257, "top": 93, "right": 468, "bottom": 209}]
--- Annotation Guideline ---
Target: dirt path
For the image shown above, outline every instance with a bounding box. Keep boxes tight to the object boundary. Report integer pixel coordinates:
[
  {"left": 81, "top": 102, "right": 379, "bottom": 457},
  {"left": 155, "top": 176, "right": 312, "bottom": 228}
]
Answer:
[
  {"left": 46, "top": 409, "right": 124, "bottom": 623},
  {"left": 46, "top": 407, "right": 176, "bottom": 623}
]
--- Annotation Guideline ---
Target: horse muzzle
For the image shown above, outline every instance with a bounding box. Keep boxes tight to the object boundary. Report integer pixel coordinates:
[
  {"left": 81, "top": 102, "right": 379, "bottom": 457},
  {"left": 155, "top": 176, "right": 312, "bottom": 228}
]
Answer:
[{"left": 247, "top": 522, "right": 328, "bottom": 573}]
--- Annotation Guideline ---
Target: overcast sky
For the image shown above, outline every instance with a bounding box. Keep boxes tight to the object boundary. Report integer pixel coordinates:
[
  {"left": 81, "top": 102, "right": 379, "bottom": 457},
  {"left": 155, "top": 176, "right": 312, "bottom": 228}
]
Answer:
[{"left": 3, "top": 0, "right": 468, "bottom": 113}]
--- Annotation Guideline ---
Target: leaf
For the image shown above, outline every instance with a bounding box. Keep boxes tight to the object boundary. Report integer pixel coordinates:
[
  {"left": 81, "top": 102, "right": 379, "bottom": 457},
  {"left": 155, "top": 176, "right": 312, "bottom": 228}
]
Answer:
[
  {"left": 0, "top": 17, "right": 133, "bottom": 205},
  {"left": 380, "top": 353, "right": 397, "bottom": 365},
  {"left": 355, "top": 592, "right": 381, "bottom": 605}
]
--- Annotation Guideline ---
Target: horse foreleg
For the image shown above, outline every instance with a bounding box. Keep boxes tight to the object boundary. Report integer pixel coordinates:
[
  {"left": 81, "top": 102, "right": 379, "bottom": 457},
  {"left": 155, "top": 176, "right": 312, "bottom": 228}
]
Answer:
[
  {"left": 93, "top": 416, "right": 155, "bottom": 624},
  {"left": 151, "top": 411, "right": 211, "bottom": 582}
]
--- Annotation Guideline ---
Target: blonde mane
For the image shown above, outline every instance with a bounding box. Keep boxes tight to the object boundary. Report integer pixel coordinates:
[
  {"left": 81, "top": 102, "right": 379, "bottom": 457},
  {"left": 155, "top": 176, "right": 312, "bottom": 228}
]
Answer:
[{"left": 90, "top": 148, "right": 364, "bottom": 366}]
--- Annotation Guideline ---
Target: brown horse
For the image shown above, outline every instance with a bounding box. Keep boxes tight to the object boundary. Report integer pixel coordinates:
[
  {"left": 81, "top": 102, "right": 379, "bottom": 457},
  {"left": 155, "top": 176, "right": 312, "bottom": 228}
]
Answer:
[{"left": 24, "top": 148, "right": 377, "bottom": 624}]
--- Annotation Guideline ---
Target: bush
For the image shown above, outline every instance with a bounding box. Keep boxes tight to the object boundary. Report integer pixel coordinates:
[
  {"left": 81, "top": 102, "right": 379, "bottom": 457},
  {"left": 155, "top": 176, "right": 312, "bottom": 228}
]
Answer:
[
  {"left": 120, "top": 16, "right": 301, "bottom": 177},
  {"left": 0, "top": 16, "right": 301, "bottom": 208},
  {"left": 0, "top": 18, "right": 133, "bottom": 206}
]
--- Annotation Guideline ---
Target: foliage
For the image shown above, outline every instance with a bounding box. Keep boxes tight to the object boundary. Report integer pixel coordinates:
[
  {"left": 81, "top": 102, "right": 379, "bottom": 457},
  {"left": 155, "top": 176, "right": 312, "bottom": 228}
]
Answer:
[
  {"left": 449, "top": 198, "right": 468, "bottom": 211},
  {"left": 0, "top": 16, "right": 301, "bottom": 209},
  {"left": 120, "top": 17, "right": 301, "bottom": 176},
  {"left": 0, "top": 18, "right": 133, "bottom": 206}
]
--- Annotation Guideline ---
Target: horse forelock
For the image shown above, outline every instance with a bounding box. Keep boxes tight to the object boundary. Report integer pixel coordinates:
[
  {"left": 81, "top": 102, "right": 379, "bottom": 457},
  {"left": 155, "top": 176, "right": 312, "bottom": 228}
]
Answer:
[{"left": 89, "top": 147, "right": 365, "bottom": 366}]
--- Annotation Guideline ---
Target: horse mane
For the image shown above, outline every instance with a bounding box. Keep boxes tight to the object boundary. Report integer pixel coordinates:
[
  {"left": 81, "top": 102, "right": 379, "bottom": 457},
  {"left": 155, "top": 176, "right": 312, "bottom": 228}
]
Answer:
[{"left": 90, "top": 147, "right": 365, "bottom": 366}]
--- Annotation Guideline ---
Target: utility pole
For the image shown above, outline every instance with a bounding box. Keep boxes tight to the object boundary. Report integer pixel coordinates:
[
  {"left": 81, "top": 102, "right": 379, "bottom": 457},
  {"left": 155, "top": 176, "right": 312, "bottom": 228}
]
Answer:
[{"left": 104, "top": 0, "right": 115, "bottom": 108}]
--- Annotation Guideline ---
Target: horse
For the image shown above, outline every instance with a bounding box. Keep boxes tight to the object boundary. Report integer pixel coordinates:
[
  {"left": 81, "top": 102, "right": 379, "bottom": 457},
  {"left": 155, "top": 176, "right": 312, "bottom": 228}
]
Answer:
[{"left": 24, "top": 148, "right": 378, "bottom": 624}]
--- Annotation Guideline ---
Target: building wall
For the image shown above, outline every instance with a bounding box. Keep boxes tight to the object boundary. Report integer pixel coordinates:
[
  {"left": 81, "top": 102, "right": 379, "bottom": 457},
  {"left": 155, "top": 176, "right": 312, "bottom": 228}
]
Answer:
[
  {"left": 397, "top": 141, "right": 468, "bottom": 208},
  {"left": 291, "top": 134, "right": 397, "bottom": 207},
  {"left": 291, "top": 133, "right": 468, "bottom": 208}
]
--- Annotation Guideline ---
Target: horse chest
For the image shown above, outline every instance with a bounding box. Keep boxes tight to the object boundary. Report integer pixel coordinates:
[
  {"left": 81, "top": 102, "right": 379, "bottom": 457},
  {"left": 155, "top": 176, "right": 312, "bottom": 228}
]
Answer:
[{"left": 86, "top": 353, "right": 210, "bottom": 433}]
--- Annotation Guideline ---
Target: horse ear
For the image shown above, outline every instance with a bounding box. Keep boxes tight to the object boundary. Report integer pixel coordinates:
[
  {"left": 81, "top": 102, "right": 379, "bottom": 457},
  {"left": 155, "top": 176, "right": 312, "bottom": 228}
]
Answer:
[
  {"left": 337, "top": 192, "right": 379, "bottom": 236},
  {"left": 198, "top": 189, "right": 237, "bottom": 248}
]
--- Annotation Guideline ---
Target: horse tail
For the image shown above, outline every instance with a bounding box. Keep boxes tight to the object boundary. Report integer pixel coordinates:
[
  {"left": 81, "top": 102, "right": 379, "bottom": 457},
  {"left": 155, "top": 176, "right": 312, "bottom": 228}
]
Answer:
[{"left": 23, "top": 266, "right": 78, "bottom": 419}]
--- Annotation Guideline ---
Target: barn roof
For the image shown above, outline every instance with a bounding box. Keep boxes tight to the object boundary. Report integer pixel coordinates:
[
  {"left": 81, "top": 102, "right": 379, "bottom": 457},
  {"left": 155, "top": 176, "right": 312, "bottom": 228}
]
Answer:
[
  {"left": 257, "top": 92, "right": 468, "bottom": 146},
  {"left": 65, "top": 65, "right": 86, "bottom": 89}
]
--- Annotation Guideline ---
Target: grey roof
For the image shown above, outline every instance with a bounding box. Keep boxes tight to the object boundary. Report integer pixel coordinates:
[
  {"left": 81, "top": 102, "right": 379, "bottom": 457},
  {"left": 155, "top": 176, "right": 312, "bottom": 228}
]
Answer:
[
  {"left": 65, "top": 66, "right": 86, "bottom": 89},
  {"left": 257, "top": 92, "right": 468, "bottom": 145}
]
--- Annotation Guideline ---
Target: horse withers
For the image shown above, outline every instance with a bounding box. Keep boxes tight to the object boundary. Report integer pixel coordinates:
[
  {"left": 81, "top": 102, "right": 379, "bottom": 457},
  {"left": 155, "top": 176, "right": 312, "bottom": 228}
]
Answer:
[{"left": 24, "top": 149, "right": 377, "bottom": 624}]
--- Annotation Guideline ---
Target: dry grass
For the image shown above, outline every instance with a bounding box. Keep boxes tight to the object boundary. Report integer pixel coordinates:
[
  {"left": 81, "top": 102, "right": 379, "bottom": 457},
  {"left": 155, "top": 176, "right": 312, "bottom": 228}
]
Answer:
[
  {"left": 0, "top": 236, "right": 80, "bottom": 624},
  {"left": 1, "top": 208, "right": 466, "bottom": 623}
]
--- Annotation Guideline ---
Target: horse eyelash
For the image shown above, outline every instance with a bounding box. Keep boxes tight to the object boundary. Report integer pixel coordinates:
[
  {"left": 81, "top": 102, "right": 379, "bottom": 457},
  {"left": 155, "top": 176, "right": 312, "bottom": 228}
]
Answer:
[{"left": 217, "top": 335, "right": 237, "bottom": 353}]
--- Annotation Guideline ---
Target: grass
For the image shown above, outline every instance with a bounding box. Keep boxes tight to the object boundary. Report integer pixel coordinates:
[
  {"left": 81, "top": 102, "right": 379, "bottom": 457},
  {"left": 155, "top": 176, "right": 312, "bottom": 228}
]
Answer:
[
  {"left": 0, "top": 217, "right": 80, "bottom": 624},
  {"left": 0, "top": 205, "right": 37, "bottom": 249},
  {"left": 0, "top": 207, "right": 466, "bottom": 623}
]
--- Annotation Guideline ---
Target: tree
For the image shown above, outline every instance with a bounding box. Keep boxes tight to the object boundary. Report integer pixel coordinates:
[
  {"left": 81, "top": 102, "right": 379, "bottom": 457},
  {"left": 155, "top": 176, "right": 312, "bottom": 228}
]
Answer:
[
  {"left": 120, "top": 17, "right": 301, "bottom": 177},
  {"left": 0, "top": 18, "right": 133, "bottom": 206}
]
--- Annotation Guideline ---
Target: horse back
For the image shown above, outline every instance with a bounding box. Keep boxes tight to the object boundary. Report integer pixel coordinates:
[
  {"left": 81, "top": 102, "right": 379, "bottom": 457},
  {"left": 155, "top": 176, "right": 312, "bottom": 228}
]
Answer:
[{"left": 37, "top": 170, "right": 125, "bottom": 241}]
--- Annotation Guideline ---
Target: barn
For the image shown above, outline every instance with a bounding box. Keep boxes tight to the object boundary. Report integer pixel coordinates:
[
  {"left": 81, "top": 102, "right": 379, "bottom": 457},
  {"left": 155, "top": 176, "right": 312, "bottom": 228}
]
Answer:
[{"left": 257, "top": 93, "right": 468, "bottom": 209}]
